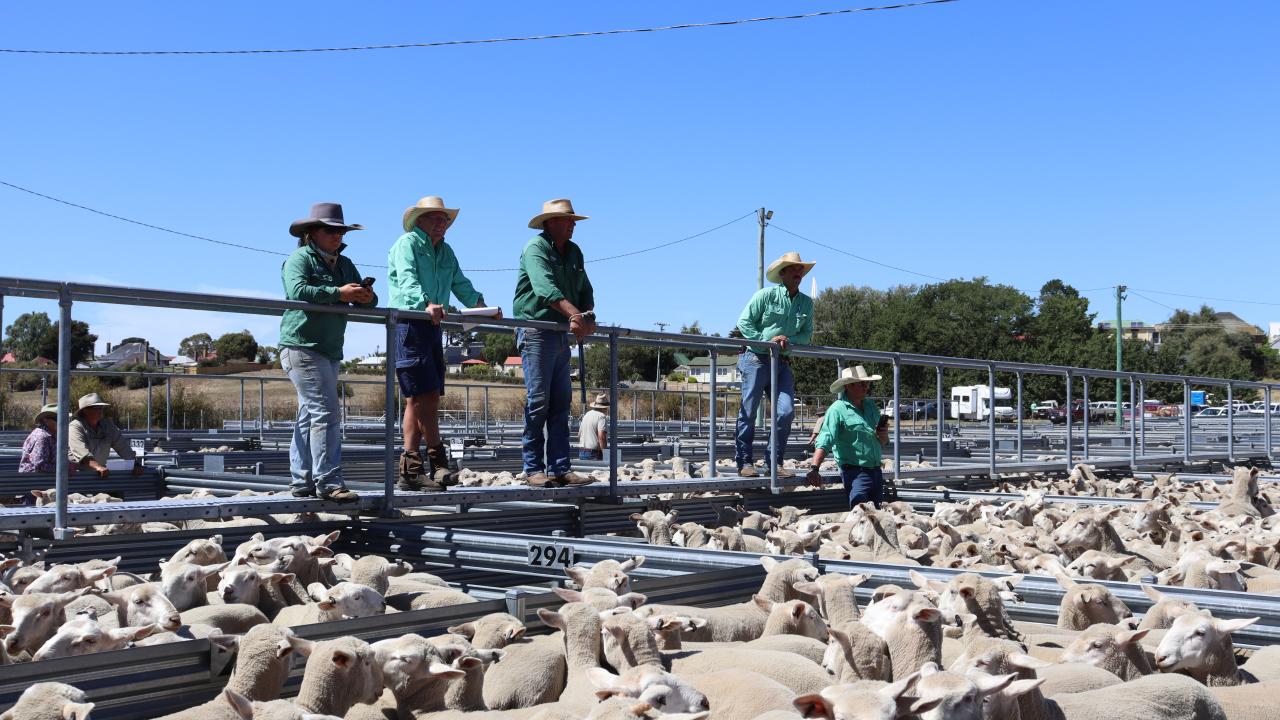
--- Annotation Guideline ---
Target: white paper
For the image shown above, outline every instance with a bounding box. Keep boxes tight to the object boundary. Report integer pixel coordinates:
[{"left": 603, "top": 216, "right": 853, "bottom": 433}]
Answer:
[{"left": 460, "top": 306, "right": 502, "bottom": 331}]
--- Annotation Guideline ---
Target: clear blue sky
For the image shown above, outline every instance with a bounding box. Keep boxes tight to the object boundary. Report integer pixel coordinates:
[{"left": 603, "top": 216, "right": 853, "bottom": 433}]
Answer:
[{"left": 4, "top": 1, "right": 1278, "bottom": 359}]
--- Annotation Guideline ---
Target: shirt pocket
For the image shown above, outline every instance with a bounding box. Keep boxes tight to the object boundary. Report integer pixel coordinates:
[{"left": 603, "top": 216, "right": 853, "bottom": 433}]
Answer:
[{"left": 761, "top": 300, "right": 791, "bottom": 329}]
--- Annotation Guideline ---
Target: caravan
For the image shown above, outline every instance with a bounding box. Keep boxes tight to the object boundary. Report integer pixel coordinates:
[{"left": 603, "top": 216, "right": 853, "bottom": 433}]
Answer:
[{"left": 950, "top": 384, "right": 1012, "bottom": 421}]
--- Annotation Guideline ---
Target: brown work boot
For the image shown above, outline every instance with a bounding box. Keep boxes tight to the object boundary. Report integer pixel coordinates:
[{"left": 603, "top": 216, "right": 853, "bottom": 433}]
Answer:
[
  {"left": 426, "top": 445, "right": 459, "bottom": 487},
  {"left": 319, "top": 487, "right": 359, "bottom": 504},
  {"left": 554, "top": 471, "right": 595, "bottom": 487},
  {"left": 526, "top": 472, "right": 552, "bottom": 488},
  {"left": 775, "top": 466, "right": 795, "bottom": 479},
  {"left": 397, "top": 450, "right": 426, "bottom": 491},
  {"left": 738, "top": 464, "right": 758, "bottom": 478}
]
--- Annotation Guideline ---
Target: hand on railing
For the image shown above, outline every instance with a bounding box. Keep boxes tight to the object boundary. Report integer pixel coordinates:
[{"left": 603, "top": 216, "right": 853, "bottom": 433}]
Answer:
[
  {"left": 770, "top": 335, "right": 790, "bottom": 351},
  {"left": 570, "top": 312, "right": 596, "bottom": 341},
  {"left": 426, "top": 303, "right": 447, "bottom": 325}
]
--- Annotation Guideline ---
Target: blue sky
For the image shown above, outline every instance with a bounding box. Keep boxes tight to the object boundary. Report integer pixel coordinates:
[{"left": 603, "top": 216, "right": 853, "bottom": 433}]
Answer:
[{"left": 3, "top": 1, "right": 1278, "bottom": 359}]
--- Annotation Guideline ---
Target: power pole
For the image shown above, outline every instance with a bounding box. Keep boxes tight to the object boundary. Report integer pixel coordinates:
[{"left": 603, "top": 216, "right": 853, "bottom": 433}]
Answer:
[
  {"left": 654, "top": 322, "right": 667, "bottom": 389},
  {"left": 757, "top": 208, "right": 773, "bottom": 290},
  {"left": 1115, "top": 285, "right": 1127, "bottom": 426}
]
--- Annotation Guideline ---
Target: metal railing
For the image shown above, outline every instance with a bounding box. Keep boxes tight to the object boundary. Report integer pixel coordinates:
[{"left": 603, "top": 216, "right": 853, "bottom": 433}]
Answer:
[{"left": 2, "top": 276, "right": 1276, "bottom": 536}]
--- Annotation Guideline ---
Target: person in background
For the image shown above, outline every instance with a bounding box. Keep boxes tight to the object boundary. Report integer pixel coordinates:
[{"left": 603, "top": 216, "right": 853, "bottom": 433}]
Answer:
[
  {"left": 67, "top": 393, "right": 143, "bottom": 478},
  {"left": 279, "top": 202, "right": 378, "bottom": 503},
  {"left": 18, "top": 404, "right": 60, "bottom": 474},
  {"left": 578, "top": 393, "right": 610, "bottom": 461},
  {"left": 388, "top": 196, "right": 498, "bottom": 491},
  {"left": 805, "top": 366, "right": 890, "bottom": 509}
]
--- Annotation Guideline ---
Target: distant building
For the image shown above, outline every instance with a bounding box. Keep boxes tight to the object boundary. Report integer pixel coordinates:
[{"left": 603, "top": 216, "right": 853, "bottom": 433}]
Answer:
[
  {"left": 90, "top": 341, "right": 168, "bottom": 370},
  {"left": 357, "top": 355, "right": 386, "bottom": 369},
  {"left": 0, "top": 352, "right": 14, "bottom": 364},
  {"left": 1096, "top": 321, "right": 1161, "bottom": 346},
  {"left": 674, "top": 354, "right": 743, "bottom": 387},
  {"left": 502, "top": 356, "right": 523, "bottom": 379},
  {"left": 169, "top": 355, "right": 198, "bottom": 367},
  {"left": 1209, "top": 312, "right": 1268, "bottom": 344},
  {"left": 1270, "top": 322, "right": 1279, "bottom": 351}
]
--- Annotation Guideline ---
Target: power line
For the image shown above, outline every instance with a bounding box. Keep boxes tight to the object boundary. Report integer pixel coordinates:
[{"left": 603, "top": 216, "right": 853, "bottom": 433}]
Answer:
[
  {"left": 768, "top": 223, "right": 945, "bottom": 281},
  {"left": 0, "top": 1, "right": 959, "bottom": 56},
  {"left": 588, "top": 211, "right": 756, "bottom": 263},
  {"left": 1127, "top": 289, "right": 1178, "bottom": 312},
  {"left": 1128, "top": 286, "right": 1280, "bottom": 308}
]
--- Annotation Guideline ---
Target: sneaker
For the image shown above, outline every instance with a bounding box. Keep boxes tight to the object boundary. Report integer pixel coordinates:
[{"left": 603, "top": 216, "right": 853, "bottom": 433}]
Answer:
[
  {"left": 526, "top": 472, "right": 553, "bottom": 488},
  {"left": 290, "top": 487, "right": 316, "bottom": 498},
  {"left": 319, "top": 487, "right": 359, "bottom": 504},
  {"left": 738, "top": 464, "right": 758, "bottom": 478},
  {"left": 554, "top": 471, "right": 595, "bottom": 487}
]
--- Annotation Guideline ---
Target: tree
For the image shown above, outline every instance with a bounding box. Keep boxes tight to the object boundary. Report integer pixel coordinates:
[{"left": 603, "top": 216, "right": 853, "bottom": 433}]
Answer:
[
  {"left": 213, "top": 330, "right": 259, "bottom": 362},
  {"left": 179, "top": 332, "right": 214, "bottom": 360},
  {"left": 34, "top": 320, "right": 98, "bottom": 366},
  {"left": 256, "top": 345, "right": 278, "bottom": 364},
  {"left": 478, "top": 331, "right": 517, "bottom": 366},
  {"left": 118, "top": 336, "right": 148, "bottom": 346},
  {"left": 4, "top": 312, "right": 53, "bottom": 361}
]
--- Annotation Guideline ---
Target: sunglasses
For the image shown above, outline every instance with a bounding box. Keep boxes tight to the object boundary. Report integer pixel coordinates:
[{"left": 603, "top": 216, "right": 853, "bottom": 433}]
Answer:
[{"left": 314, "top": 226, "right": 348, "bottom": 236}]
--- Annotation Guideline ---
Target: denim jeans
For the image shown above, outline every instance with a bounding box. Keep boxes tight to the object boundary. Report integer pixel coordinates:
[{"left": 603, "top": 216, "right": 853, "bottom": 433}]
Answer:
[
  {"left": 841, "top": 465, "right": 884, "bottom": 509},
  {"left": 518, "top": 328, "right": 572, "bottom": 476},
  {"left": 281, "top": 346, "right": 345, "bottom": 493},
  {"left": 734, "top": 350, "right": 795, "bottom": 467}
]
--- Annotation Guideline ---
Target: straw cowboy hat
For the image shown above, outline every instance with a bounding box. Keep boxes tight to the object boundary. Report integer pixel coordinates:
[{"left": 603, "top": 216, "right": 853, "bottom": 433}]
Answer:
[
  {"left": 589, "top": 393, "right": 610, "bottom": 411},
  {"left": 765, "top": 252, "right": 817, "bottom": 284},
  {"left": 529, "top": 198, "right": 589, "bottom": 230},
  {"left": 75, "top": 393, "right": 111, "bottom": 416},
  {"left": 33, "top": 403, "right": 58, "bottom": 426},
  {"left": 289, "top": 202, "right": 365, "bottom": 238},
  {"left": 829, "top": 365, "right": 882, "bottom": 393},
  {"left": 403, "top": 196, "right": 460, "bottom": 233}
]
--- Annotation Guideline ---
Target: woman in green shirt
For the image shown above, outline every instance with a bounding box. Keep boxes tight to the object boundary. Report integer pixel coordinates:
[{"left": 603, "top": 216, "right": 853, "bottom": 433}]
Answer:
[{"left": 805, "top": 365, "right": 890, "bottom": 508}]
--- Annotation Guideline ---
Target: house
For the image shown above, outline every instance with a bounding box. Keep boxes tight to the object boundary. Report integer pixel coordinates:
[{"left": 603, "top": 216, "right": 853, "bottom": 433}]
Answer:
[
  {"left": 169, "top": 355, "right": 198, "bottom": 367},
  {"left": 357, "top": 355, "right": 386, "bottom": 369},
  {"left": 90, "top": 341, "right": 169, "bottom": 370},
  {"left": 0, "top": 352, "right": 15, "bottom": 364},
  {"left": 502, "top": 356, "right": 523, "bottom": 379},
  {"left": 1270, "top": 322, "right": 1280, "bottom": 352},
  {"left": 675, "top": 354, "right": 743, "bottom": 387},
  {"left": 459, "top": 358, "right": 488, "bottom": 373},
  {"left": 1096, "top": 321, "right": 1161, "bottom": 345},
  {"left": 1212, "top": 312, "right": 1267, "bottom": 344}
]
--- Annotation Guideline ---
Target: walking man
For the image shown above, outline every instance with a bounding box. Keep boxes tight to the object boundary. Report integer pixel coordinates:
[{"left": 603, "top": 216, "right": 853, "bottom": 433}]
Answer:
[
  {"left": 805, "top": 365, "right": 889, "bottom": 508},
  {"left": 513, "top": 199, "right": 597, "bottom": 487},
  {"left": 388, "top": 196, "right": 497, "bottom": 490},
  {"left": 734, "top": 252, "right": 815, "bottom": 478},
  {"left": 279, "top": 202, "right": 377, "bottom": 503},
  {"left": 578, "top": 393, "right": 610, "bottom": 461}
]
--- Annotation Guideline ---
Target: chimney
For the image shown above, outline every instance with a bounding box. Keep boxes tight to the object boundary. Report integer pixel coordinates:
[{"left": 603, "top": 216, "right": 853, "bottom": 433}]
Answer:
[{"left": 105, "top": 342, "right": 112, "bottom": 354}]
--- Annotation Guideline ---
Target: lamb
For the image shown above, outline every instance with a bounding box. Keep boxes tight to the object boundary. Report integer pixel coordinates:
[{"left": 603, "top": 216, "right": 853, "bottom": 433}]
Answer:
[
  {"left": 823, "top": 620, "right": 893, "bottom": 683},
  {"left": 631, "top": 511, "right": 678, "bottom": 546},
  {"left": 792, "top": 671, "right": 939, "bottom": 720},
  {"left": 753, "top": 595, "right": 829, "bottom": 640},
  {"left": 447, "top": 612, "right": 527, "bottom": 649},
  {"left": 1137, "top": 584, "right": 1197, "bottom": 630},
  {"left": 1058, "top": 623, "right": 1153, "bottom": 680},
  {"left": 69, "top": 582, "right": 183, "bottom": 632},
  {"left": 153, "top": 625, "right": 303, "bottom": 720},
  {"left": 273, "top": 582, "right": 385, "bottom": 627},
  {"left": 926, "top": 572, "right": 1022, "bottom": 641},
  {"left": 1217, "top": 466, "right": 1271, "bottom": 518},
  {"left": 157, "top": 560, "right": 230, "bottom": 611},
  {"left": 1049, "top": 672, "right": 1229, "bottom": 720},
  {"left": 179, "top": 603, "right": 270, "bottom": 634},
  {"left": 588, "top": 666, "right": 710, "bottom": 715},
  {"left": 31, "top": 609, "right": 156, "bottom": 661},
  {"left": 431, "top": 637, "right": 505, "bottom": 712},
  {"left": 565, "top": 556, "right": 645, "bottom": 594},
  {"left": 23, "top": 559, "right": 118, "bottom": 595},
  {"left": 291, "top": 636, "right": 384, "bottom": 716},
  {"left": 362, "top": 633, "right": 465, "bottom": 716},
  {"left": 1053, "top": 573, "right": 1131, "bottom": 630},
  {"left": 482, "top": 633, "right": 567, "bottom": 710},
  {"left": 793, "top": 572, "right": 869, "bottom": 625},
  {"left": 683, "top": 670, "right": 795, "bottom": 719},
  {"left": 0, "top": 683, "right": 94, "bottom": 720},
  {"left": 910, "top": 662, "right": 1021, "bottom": 720},
  {"left": 668, "top": 646, "right": 831, "bottom": 695},
  {"left": 1154, "top": 610, "right": 1258, "bottom": 686},
  {"left": 215, "top": 562, "right": 296, "bottom": 616},
  {"left": 3, "top": 588, "right": 96, "bottom": 658},
  {"left": 672, "top": 522, "right": 711, "bottom": 549},
  {"left": 347, "top": 555, "right": 412, "bottom": 596}
]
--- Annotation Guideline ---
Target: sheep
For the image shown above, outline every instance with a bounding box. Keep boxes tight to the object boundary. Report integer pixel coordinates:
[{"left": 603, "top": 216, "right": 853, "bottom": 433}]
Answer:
[
  {"left": 291, "top": 636, "right": 383, "bottom": 717},
  {"left": 447, "top": 612, "right": 527, "bottom": 649},
  {"left": 31, "top": 610, "right": 157, "bottom": 661},
  {"left": 823, "top": 620, "right": 893, "bottom": 683},
  {"left": 683, "top": 670, "right": 796, "bottom": 718},
  {"left": 1053, "top": 573, "right": 1131, "bottom": 631},
  {"left": 1137, "top": 584, "right": 1197, "bottom": 630},
  {"left": 924, "top": 572, "right": 1022, "bottom": 641},
  {"left": 742, "top": 634, "right": 830, "bottom": 665},
  {"left": 602, "top": 610, "right": 665, "bottom": 673},
  {"left": 23, "top": 559, "right": 117, "bottom": 594},
  {"left": 793, "top": 572, "right": 869, "bottom": 625},
  {"left": 347, "top": 555, "right": 412, "bottom": 596},
  {"left": 215, "top": 562, "right": 296, "bottom": 616},
  {"left": 587, "top": 666, "right": 710, "bottom": 715},
  {"left": 363, "top": 633, "right": 465, "bottom": 716},
  {"left": 1154, "top": 610, "right": 1259, "bottom": 686},
  {"left": 565, "top": 556, "right": 645, "bottom": 595},
  {"left": 0, "top": 683, "right": 94, "bottom": 720},
  {"left": 158, "top": 560, "right": 230, "bottom": 611},
  {"left": 672, "top": 522, "right": 711, "bottom": 549},
  {"left": 153, "top": 627, "right": 310, "bottom": 720},
  {"left": 273, "top": 582, "right": 385, "bottom": 627},
  {"left": 1065, "top": 550, "right": 1141, "bottom": 582},
  {"left": 792, "top": 671, "right": 939, "bottom": 720},
  {"left": 644, "top": 614, "right": 706, "bottom": 651},
  {"left": 1058, "top": 624, "right": 1153, "bottom": 680},
  {"left": 910, "top": 662, "right": 1020, "bottom": 720},
  {"left": 3, "top": 588, "right": 96, "bottom": 658},
  {"left": 753, "top": 595, "right": 829, "bottom": 640},
  {"left": 68, "top": 582, "right": 182, "bottom": 632},
  {"left": 1048, "top": 672, "right": 1229, "bottom": 720},
  {"left": 1217, "top": 466, "right": 1270, "bottom": 518},
  {"left": 386, "top": 585, "right": 478, "bottom": 611},
  {"left": 481, "top": 633, "right": 567, "bottom": 710},
  {"left": 553, "top": 587, "right": 648, "bottom": 612},
  {"left": 180, "top": 602, "right": 270, "bottom": 634},
  {"left": 430, "top": 637, "right": 505, "bottom": 712},
  {"left": 631, "top": 511, "right": 678, "bottom": 546}
]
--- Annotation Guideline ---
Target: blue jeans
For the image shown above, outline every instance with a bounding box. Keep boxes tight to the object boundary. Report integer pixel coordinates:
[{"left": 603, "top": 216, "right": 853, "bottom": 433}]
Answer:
[
  {"left": 841, "top": 465, "right": 884, "bottom": 509},
  {"left": 734, "top": 351, "right": 795, "bottom": 467},
  {"left": 579, "top": 449, "right": 603, "bottom": 461},
  {"left": 281, "top": 347, "right": 345, "bottom": 493},
  {"left": 519, "top": 328, "right": 572, "bottom": 476}
]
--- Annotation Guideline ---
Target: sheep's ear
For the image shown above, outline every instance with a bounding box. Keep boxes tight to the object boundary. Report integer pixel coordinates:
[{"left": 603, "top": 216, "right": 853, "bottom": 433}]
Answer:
[
  {"left": 61, "top": 703, "right": 94, "bottom": 720},
  {"left": 908, "top": 570, "right": 930, "bottom": 590},
  {"left": 1002, "top": 574, "right": 1024, "bottom": 588},
  {"left": 667, "top": 510, "right": 679, "bottom": 522},
  {"left": 316, "top": 531, "right": 340, "bottom": 547},
  {"left": 847, "top": 573, "right": 871, "bottom": 588},
  {"left": 587, "top": 666, "right": 623, "bottom": 690},
  {"left": 222, "top": 688, "right": 254, "bottom": 720},
  {"left": 0, "top": 625, "right": 14, "bottom": 638},
  {"left": 208, "top": 633, "right": 240, "bottom": 653},
  {"left": 454, "top": 656, "right": 482, "bottom": 670},
  {"left": 793, "top": 581, "right": 821, "bottom": 596},
  {"left": 907, "top": 697, "right": 944, "bottom": 716},
  {"left": 434, "top": 643, "right": 467, "bottom": 663},
  {"left": 618, "top": 592, "right": 646, "bottom": 609},
  {"left": 201, "top": 561, "right": 231, "bottom": 579},
  {"left": 628, "top": 513, "right": 645, "bottom": 523},
  {"left": 1116, "top": 628, "right": 1149, "bottom": 647},
  {"left": 553, "top": 587, "right": 584, "bottom": 603},
  {"left": 266, "top": 573, "right": 295, "bottom": 586},
  {"left": 759, "top": 556, "right": 779, "bottom": 572},
  {"left": 620, "top": 555, "right": 644, "bottom": 572},
  {"left": 1005, "top": 677, "right": 1047, "bottom": 698},
  {"left": 1215, "top": 616, "right": 1260, "bottom": 634},
  {"left": 913, "top": 607, "right": 941, "bottom": 623},
  {"left": 251, "top": 533, "right": 265, "bottom": 542},
  {"left": 447, "top": 622, "right": 476, "bottom": 639},
  {"left": 793, "top": 694, "right": 835, "bottom": 719},
  {"left": 1053, "top": 571, "right": 1077, "bottom": 590},
  {"left": 973, "top": 672, "right": 1015, "bottom": 696},
  {"left": 331, "top": 648, "right": 355, "bottom": 668},
  {"left": 427, "top": 661, "right": 465, "bottom": 679},
  {"left": 308, "top": 547, "right": 334, "bottom": 559},
  {"left": 209, "top": 534, "right": 224, "bottom": 547},
  {"left": 537, "top": 608, "right": 567, "bottom": 631},
  {"left": 752, "top": 595, "right": 775, "bottom": 612},
  {"left": 306, "top": 583, "right": 328, "bottom": 602},
  {"left": 283, "top": 635, "right": 314, "bottom": 658},
  {"left": 563, "top": 567, "right": 588, "bottom": 586},
  {"left": 958, "top": 584, "right": 977, "bottom": 599}
]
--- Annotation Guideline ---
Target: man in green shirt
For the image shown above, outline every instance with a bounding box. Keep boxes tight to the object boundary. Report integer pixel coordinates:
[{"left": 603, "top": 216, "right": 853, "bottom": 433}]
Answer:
[
  {"left": 513, "top": 198, "right": 597, "bottom": 488},
  {"left": 279, "top": 202, "right": 377, "bottom": 503},
  {"left": 387, "top": 196, "right": 496, "bottom": 490},
  {"left": 805, "top": 365, "right": 890, "bottom": 509},
  {"left": 734, "top": 252, "right": 815, "bottom": 479}
]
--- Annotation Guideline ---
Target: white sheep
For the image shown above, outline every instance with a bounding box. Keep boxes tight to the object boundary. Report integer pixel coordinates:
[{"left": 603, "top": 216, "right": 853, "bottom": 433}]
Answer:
[
  {"left": 0, "top": 682, "right": 94, "bottom": 720},
  {"left": 31, "top": 610, "right": 156, "bottom": 661},
  {"left": 1154, "top": 610, "right": 1259, "bottom": 686}
]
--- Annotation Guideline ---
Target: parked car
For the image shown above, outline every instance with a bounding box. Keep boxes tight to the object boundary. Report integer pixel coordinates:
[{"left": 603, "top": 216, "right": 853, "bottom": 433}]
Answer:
[
  {"left": 1194, "top": 407, "right": 1227, "bottom": 418},
  {"left": 992, "top": 406, "right": 1015, "bottom": 421},
  {"left": 1030, "top": 401, "right": 1059, "bottom": 419}
]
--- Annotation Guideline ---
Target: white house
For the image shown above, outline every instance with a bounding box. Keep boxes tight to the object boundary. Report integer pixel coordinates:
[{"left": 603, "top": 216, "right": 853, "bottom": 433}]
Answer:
[
  {"left": 357, "top": 355, "right": 386, "bottom": 369},
  {"left": 675, "top": 355, "right": 742, "bottom": 387},
  {"left": 169, "top": 355, "right": 197, "bottom": 367}
]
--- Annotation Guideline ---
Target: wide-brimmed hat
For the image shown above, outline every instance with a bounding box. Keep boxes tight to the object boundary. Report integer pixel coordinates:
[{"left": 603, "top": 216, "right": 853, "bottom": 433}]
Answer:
[
  {"left": 589, "top": 393, "right": 610, "bottom": 410},
  {"left": 76, "top": 393, "right": 111, "bottom": 415},
  {"left": 829, "top": 365, "right": 882, "bottom": 393},
  {"left": 765, "top": 252, "right": 817, "bottom": 284},
  {"left": 289, "top": 202, "right": 365, "bottom": 238},
  {"left": 34, "top": 403, "right": 58, "bottom": 425},
  {"left": 529, "top": 198, "right": 589, "bottom": 230},
  {"left": 403, "top": 196, "right": 460, "bottom": 233}
]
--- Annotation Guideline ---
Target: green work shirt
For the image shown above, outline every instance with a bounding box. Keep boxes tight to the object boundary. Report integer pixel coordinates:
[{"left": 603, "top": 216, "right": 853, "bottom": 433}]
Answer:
[
  {"left": 736, "top": 285, "right": 813, "bottom": 356},
  {"left": 386, "top": 227, "right": 483, "bottom": 311},
  {"left": 513, "top": 233, "right": 594, "bottom": 322},
  {"left": 814, "top": 397, "right": 883, "bottom": 468},
  {"left": 278, "top": 243, "right": 379, "bottom": 361}
]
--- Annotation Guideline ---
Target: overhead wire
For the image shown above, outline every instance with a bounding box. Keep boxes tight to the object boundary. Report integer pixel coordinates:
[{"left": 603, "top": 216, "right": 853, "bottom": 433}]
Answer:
[
  {"left": 1126, "top": 286, "right": 1280, "bottom": 308},
  {"left": 768, "top": 222, "right": 945, "bottom": 281},
  {"left": 0, "top": 1, "right": 959, "bottom": 56}
]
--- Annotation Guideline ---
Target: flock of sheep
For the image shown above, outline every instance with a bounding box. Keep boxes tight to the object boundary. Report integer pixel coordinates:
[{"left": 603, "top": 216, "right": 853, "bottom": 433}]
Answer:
[{"left": 1, "top": 463, "right": 1278, "bottom": 719}]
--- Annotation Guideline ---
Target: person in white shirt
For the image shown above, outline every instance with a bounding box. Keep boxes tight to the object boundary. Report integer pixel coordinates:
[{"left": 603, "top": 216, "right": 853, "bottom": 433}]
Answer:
[{"left": 578, "top": 393, "right": 610, "bottom": 460}]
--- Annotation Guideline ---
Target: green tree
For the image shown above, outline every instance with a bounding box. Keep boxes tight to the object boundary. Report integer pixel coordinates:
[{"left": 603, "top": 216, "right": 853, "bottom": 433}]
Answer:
[
  {"left": 4, "top": 311, "right": 53, "bottom": 361},
  {"left": 213, "top": 330, "right": 259, "bottom": 362},
  {"left": 179, "top": 332, "right": 214, "bottom": 360},
  {"left": 35, "top": 320, "right": 98, "bottom": 366},
  {"left": 118, "top": 336, "right": 148, "bottom": 346},
  {"left": 478, "top": 331, "right": 517, "bottom": 366},
  {"left": 256, "top": 345, "right": 278, "bottom": 364}
]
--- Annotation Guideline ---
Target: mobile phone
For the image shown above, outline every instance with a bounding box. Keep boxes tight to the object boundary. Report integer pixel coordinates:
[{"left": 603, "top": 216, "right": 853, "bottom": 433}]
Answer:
[
  {"left": 877, "top": 415, "right": 889, "bottom": 430},
  {"left": 361, "top": 277, "right": 376, "bottom": 288}
]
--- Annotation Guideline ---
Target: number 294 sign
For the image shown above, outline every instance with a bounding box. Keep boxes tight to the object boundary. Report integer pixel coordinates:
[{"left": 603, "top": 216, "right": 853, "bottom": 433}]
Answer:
[{"left": 527, "top": 542, "right": 576, "bottom": 569}]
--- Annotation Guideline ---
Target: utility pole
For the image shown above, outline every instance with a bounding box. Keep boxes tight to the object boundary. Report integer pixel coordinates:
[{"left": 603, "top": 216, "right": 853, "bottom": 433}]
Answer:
[
  {"left": 1115, "top": 285, "right": 1127, "bottom": 427},
  {"left": 654, "top": 322, "right": 667, "bottom": 389},
  {"left": 757, "top": 208, "right": 773, "bottom": 290}
]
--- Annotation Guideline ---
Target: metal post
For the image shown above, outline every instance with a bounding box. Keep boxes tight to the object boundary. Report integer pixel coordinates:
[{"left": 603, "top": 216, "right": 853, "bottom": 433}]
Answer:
[
  {"left": 935, "top": 366, "right": 944, "bottom": 467},
  {"left": 1183, "top": 381, "right": 1192, "bottom": 463},
  {"left": 893, "top": 359, "right": 903, "bottom": 486},
  {"left": 768, "top": 343, "right": 779, "bottom": 493},
  {"left": 1082, "top": 375, "right": 1090, "bottom": 461},
  {"left": 239, "top": 379, "right": 245, "bottom": 434},
  {"left": 165, "top": 377, "right": 172, "bottom": 441},
  {"left": 756, "top": 208, "right": 771, "bottom": 290},
  {"left": 651, "top": 390, "right": 656, "bottom": 432},
  {"left": 483, "top": 386, "right": 490, "bottom": 443},
  {"left": 1129, "top": 378, "right": 1137, "bottom": 469},
  {"left": 987, "top": 364, "right": 996, "bottom": 479},
  {"left": 464, "top": 385, "right": 471, "bottom": 435},
  {"left": 608, "top": 333, "right": 619, "bottom": 496},
  {"left": 341, "top": 382, "right": 348, "bottom": 441},
  {"left": 632, "top": 393, "right": 637, "bottom": 434},
  {"left": 41, "top": 375, "right": 47, "bottom": 405},
  {"left": 146, "top": 377, "right": 152, "bottom": 435},
  {"left": 258, "top": 379, "right": 265, "bottom": 443},
  {"left": 1015, "top": 371, "right": 1024, "bottom": 463},
  {"left": 680, "top": 390, "right": 685, "bottom": 434},
  {"left": 1266, "top": 386, "right": 1273, "bottom": 463},
  {"left": 53, "top": 286, "right": 72, "bottom": 538},
  {"left": 1139, "top": 380, "right": 1146, "bottom": 457},
  {"left": 383, "top": 312, "right": 398, "bottom": 516},
  {"left": 1064, "top": 371, "right": 1073, "bottom": 471},
  {"left": 1226, "top": 383, "right": 1234, "bottom": 462},
  {"left": 708, "top": 352, "right": 717, "bottom": 478},
  {"left": 1115, "top": 285, "right": 1127, "bottom": 426}
]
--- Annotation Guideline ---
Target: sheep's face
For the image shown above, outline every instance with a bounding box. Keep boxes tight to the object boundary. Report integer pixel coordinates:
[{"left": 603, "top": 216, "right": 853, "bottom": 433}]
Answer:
[
  {"left": 634, "top": 672, "right": 709, "bottom": 715},
  {"left": 172, "top": 536, "right": 225, "bottom": 566},
  {"left": 1060, "top": 627, "right": 1124, "bottom": 669},
  {"left": 1154, "top": 611, "right": 1257, "bottom": 672},
  {"left": 31, "top": 616, "right": 153, "bottom": 661},
  {"left": 6, "top": 591, "right": 85, "bottom": 655},
  {"left": 8, "top": 565, "right": 45, "bottom": 594},
  {"left": 158, "top": 562, "right": 222, "bottom": 611},
  {"left": 121, "top": 585, "right": 181, "bottom": 631},
  {"left": 218, "top": 566, "right": 263, "bottom": 604},
  {"left": 316, "top": 583, "right": 385, "bottom": 619},
  {"left": 373, "top": 636, "right": 435, "bottom": 694},
  {"left": 26, "top": 563, "right": 113, "bottom": 595}
]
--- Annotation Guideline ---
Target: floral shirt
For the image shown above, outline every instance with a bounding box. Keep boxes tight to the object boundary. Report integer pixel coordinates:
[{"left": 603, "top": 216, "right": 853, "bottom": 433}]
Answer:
[{"left": 19, "top": 426, "right": 55, "bottom": 473}]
